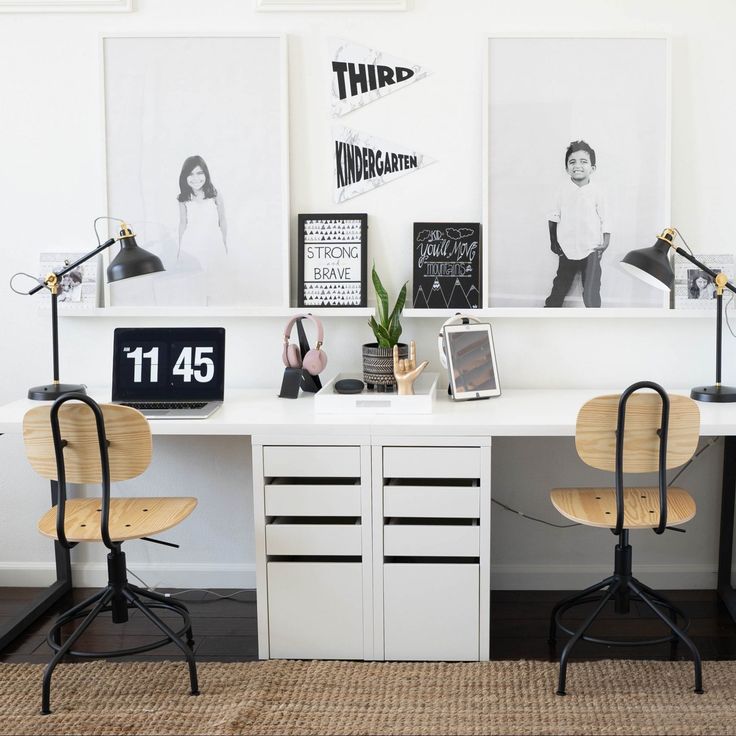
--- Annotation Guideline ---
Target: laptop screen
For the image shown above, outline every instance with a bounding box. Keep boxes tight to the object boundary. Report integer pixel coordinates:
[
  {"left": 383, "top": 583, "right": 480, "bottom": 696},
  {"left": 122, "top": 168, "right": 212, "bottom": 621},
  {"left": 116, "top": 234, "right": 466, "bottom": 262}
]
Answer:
[{"left": 112, "top": 328, "right": 225, "bottom": 402}]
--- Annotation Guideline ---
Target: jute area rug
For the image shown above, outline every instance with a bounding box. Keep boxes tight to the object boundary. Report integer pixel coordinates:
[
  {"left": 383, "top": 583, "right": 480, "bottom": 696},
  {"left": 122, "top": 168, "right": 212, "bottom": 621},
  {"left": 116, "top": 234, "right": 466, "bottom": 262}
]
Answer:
[{"left": 1, "top": 659, "right": 735, "bottom": 736}]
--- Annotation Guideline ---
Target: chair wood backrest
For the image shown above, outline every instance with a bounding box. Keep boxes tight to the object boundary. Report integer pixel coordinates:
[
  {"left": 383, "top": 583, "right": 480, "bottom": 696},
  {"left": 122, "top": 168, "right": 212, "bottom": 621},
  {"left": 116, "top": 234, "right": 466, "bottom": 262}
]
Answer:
[
  {"left": 23, "top": 402, "right": 152, "bottom": 483},
  {"left": 575, "top": 392, "right": 700, "bottom": 472}
]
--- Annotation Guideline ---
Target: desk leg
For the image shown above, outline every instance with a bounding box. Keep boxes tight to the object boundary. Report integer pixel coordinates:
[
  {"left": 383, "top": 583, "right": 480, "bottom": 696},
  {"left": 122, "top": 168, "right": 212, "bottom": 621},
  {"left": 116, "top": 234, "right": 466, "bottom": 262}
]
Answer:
[
  {"left": 0, "top": 480, "right": 73, "bottom": 652},
  {"left": 718, "top": 436, "right": 736, "bottom": 622}
]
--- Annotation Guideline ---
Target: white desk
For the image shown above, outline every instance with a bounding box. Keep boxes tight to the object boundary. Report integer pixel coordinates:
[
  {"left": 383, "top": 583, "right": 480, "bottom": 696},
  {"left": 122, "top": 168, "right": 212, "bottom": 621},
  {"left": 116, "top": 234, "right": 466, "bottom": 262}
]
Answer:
[
  {"left": 2, "top": 388, "right": 736, "bottom": 656},
  {"left": 3, "top": 388, "right": 736, "bottom": 437}
]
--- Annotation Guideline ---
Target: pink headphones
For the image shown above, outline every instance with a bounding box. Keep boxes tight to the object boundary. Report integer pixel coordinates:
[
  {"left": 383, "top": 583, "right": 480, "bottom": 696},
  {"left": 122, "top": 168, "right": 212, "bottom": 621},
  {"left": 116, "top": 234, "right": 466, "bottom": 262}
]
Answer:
[{"left": 282, "top": 314, "right": 328, "bottom": 376}]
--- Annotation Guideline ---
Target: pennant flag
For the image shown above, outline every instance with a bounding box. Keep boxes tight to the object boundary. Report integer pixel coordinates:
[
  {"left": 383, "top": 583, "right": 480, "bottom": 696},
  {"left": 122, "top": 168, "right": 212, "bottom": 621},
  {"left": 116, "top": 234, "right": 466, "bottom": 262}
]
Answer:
[
  {"left": 329, "top": 37, "right": 430, "bottom": 118},
  {"left": 333, "top": 125, "right": 434, "bottom": 202}
]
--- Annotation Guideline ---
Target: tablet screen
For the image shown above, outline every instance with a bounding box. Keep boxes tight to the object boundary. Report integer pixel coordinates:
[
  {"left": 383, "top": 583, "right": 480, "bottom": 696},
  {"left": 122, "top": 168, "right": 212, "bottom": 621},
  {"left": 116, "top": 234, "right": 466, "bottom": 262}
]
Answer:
[{"left": 445, "top": 325, "right": 500, "bottom": 398}]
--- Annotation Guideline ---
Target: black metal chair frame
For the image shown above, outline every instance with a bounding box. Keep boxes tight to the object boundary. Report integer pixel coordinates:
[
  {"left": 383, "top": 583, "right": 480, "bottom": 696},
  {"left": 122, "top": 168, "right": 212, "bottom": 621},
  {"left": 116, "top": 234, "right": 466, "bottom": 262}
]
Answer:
[
  {"left": 40, "top": 393, "right": 199, "bottom": 715},
  {"left": 548, "top": 381, "right": 704, "bottom": 696}
]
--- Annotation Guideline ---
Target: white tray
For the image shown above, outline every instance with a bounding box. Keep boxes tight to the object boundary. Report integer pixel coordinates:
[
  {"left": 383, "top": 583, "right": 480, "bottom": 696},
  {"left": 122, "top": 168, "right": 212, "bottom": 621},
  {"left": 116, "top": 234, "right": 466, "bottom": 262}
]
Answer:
[{"left": 315, "top": 373, "right": 439, "bottom": 414}]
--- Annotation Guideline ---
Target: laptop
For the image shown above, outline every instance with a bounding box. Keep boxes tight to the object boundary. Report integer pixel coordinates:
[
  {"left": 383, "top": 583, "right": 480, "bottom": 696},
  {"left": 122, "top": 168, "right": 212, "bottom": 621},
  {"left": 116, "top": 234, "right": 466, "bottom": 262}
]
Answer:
[{"left": 112, "top": 327, "right": 225, "bottom": 419}]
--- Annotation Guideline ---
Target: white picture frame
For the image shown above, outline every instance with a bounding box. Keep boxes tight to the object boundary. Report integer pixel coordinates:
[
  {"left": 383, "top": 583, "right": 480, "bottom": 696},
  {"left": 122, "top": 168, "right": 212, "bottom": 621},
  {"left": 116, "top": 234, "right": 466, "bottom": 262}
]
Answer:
[
  {"left": 0, "top": 0, "right": 131, "bottom": 10},
  {"left": 483, "top": 36, "right": 671, "bottom": 309},
  {"left": 38, "top": 252, "right": 98, "bottom": 310},
  {"left": 674, "top": 255, "right": 735, "bottom": 310},
  {"left": 102, "top": 34, "right": 290, "bottom": 309}
]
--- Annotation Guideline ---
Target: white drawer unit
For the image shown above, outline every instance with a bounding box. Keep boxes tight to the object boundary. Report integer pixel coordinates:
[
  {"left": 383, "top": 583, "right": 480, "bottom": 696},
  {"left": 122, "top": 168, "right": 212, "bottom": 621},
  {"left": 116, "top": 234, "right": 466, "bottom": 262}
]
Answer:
[
  {"left": 253, "top": 439, "right": 372, "bottom": 660},
  {"left": 375, "top": 439, "right": 491, "bottom": 662},
  {"left": 383, "top": 563, "right": 480, "bottom": 661},
  {"left": 253, "top": 437, "right": 490, "bottom": 662},
  {"left": 267, "top": 562, "right": 364, "bottom": 660}
]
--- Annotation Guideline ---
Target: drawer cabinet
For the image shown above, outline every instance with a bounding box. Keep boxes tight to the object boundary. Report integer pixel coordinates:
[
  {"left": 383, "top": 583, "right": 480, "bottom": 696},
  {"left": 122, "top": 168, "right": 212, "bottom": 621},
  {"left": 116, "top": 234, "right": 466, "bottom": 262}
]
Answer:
[
  {"left": 254, "top": 439, "right": 371, "bottom": 660},
  {"left": 254, "top": 437, "right": 490, "bottom": 662}
]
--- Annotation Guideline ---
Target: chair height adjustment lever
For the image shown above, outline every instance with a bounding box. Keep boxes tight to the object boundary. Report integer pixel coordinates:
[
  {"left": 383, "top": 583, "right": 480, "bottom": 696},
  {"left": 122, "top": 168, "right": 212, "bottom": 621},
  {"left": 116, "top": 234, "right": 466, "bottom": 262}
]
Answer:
[
  {"left": 140, "top": 536, "right": 180, "bottom": 548},
  {"left": 663, "top": 526, "right": 686, "bottom": 533}
]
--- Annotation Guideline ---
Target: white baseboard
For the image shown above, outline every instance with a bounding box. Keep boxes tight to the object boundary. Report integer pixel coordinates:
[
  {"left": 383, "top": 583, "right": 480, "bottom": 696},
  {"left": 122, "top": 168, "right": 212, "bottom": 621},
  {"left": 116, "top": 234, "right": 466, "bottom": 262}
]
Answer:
[
  {"left": 490, "top": 563, "right": 718, "bottom": 590},
  {"left": 0, "top": 561, "right": 718, "bottom": 591},
  {"left": 0, "top": 562, "right": 256, "bottom": 590}
]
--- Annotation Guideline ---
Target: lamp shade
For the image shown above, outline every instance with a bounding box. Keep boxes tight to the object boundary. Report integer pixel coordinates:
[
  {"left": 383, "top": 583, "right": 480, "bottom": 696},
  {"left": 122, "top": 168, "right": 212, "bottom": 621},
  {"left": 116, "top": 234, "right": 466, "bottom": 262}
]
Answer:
[
  {"left": 620, "top": 236, "right": 674, "bottom": 292},
  {"left": 106, "top": 229, "right": 164, "bottom": 283}
]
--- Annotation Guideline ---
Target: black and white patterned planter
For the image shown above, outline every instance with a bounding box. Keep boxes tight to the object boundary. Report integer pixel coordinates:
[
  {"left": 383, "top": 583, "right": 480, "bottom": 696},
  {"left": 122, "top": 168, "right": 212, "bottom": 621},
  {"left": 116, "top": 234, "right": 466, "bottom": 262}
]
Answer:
[{"left": 362, "top": 342, "right": 408, "bottom": 392}]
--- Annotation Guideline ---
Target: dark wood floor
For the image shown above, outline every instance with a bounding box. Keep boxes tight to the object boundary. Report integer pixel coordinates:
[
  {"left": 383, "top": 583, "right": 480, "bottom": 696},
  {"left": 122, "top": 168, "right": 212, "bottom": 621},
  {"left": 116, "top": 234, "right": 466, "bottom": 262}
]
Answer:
[{"left": 1, "top": 588, "right": 734, "bottom": 664}]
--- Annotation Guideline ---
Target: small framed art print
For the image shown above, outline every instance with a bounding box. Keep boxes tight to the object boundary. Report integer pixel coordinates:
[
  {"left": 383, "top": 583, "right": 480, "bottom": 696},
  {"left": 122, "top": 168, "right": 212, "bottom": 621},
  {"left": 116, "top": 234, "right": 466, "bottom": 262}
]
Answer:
[
  {"left": 412, "top": 223, "right": 481, "bottom": 309},
  {"left": 297, "top": 213, "right": 367, "bottom": 307},
  {"left": 674, "top": 255, "right": 734, "bottom": 309}
]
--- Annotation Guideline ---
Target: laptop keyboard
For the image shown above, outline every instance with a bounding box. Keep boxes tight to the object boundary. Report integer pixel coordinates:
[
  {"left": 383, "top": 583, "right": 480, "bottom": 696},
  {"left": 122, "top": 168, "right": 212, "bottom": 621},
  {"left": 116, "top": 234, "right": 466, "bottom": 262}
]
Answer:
[{"left": 121, "top": 401, "right": 208, "bottom": 410}]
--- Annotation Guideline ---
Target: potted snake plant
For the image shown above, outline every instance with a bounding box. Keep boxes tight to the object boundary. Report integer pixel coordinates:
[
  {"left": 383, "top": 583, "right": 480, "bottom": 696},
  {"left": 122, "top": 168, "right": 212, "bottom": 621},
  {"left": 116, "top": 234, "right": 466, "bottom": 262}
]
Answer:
[{"left": 363, "top": 265, "right": 408, "bottom": 391}]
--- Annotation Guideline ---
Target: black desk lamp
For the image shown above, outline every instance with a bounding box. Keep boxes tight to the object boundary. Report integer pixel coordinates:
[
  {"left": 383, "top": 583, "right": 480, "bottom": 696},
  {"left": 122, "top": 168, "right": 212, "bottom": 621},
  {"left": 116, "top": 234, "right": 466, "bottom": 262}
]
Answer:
[
  {"left": 621, "top": 227, "right": 736, "bottom": 403},
  {"left": 18, "top": 223, "right": 164, "bottom": 400}
]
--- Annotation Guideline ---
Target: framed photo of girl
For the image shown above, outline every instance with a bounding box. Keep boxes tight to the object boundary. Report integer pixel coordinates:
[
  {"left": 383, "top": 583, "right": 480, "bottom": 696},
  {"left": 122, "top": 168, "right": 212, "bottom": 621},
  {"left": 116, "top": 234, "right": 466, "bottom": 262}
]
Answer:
[
  {"left": 102, "top": 34, "right": 290, "bottom": 308},
  {"left": 483, "top": 36, "right": 671, "bottom": 308}
]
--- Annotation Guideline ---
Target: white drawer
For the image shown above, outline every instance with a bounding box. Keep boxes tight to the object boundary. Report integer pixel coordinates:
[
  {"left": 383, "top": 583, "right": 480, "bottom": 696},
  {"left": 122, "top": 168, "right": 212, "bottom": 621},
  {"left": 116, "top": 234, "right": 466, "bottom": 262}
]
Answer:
[
  {"left": 263, "top": 445, "right": 361, "bottom": 478},
  {"left": 266, "top": 522, "right": 362, "bottom": 556},
  {"left": 383, "top": 523, "right": 479, "bottom": 557},
  {"left": 382, "top": 447, "right": 481, "bottom": 479},
  {"left": 268, "top": 562, "right": 363, "bottom": 659},
  {"left": 265, "top": 484, "right": 361, "bottom": 517},
  {"left": 384, "top": 563, "right": 479, "bottom": 661},
  {"left": 383, "top": 484, "right": 479, "bottom": 518}
]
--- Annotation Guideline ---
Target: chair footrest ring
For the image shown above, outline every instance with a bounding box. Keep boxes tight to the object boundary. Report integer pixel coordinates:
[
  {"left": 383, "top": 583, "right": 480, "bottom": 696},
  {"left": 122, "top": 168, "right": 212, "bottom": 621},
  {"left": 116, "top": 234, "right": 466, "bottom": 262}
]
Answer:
[{"left": 47, "top": 600, "right": 193, "bottom": 659}]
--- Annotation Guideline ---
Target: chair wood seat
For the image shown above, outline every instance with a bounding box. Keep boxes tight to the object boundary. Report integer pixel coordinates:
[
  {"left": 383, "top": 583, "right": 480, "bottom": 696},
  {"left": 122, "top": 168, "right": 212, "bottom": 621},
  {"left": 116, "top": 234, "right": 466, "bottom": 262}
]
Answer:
[
  {"left": 550, "top": 487, "right": 696, "bottom": 529},
  {"left": 38, "top": 497, "right": 197, "bottom": 543}
]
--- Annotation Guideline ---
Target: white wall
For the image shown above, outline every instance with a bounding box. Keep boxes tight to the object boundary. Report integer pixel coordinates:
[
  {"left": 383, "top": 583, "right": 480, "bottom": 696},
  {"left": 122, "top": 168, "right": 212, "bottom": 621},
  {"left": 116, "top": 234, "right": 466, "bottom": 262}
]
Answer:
[{"left": 2, "top": 0, "right": 736, "bottom": 589}]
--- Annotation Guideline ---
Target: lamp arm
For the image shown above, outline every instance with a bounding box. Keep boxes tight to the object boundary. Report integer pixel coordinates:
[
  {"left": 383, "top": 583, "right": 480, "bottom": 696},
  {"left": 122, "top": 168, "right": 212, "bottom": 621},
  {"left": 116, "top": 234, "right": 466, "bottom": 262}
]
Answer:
[
  {"left": 27, "top": 237, "right": 117, "bottom": 296},
  {"left": 672, "top": 245, "right": 736, "bottom": 295}
]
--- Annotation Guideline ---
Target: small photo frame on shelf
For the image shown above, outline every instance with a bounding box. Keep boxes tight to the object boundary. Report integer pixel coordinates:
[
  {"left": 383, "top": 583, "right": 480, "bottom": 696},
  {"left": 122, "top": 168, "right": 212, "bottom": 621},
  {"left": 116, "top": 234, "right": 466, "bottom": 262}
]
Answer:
[
  {"left": 297, "top": 213, "right": 367, "bottom": 307},
  {"left": 412, "top": 223, "right": 481, "bottom": 309},
  {"left": 38, "top": 253, "right": 98, "bottom": 310},
  {"left": 674, "top": 255, "right": 735, "bottom": 309}
]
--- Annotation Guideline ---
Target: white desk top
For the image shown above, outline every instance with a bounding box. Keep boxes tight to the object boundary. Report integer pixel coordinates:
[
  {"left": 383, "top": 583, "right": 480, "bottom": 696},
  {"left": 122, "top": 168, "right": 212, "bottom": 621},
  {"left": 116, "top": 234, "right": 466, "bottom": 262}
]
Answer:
[{"left": 2, "top": 388, "right": 736, "bottom": 437}]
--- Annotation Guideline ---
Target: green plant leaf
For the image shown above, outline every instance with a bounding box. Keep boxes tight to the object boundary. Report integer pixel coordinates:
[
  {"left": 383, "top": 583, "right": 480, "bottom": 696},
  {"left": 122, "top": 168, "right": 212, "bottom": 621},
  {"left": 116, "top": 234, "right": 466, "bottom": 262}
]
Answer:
[
  {"left": 389, "top": 317, "right": 402, "bottom": 346},
  {"left": 388, "top": 281, "right": 407, "bottom": 330},
  {"left": 374, "top": 322, "right": 392, "bottom": 347},
  {"left": 372, "top": 265, "right": 389, "bottom": 327},
  {"left": 368, "top": 315, "right": 382, "bottom": 342}
]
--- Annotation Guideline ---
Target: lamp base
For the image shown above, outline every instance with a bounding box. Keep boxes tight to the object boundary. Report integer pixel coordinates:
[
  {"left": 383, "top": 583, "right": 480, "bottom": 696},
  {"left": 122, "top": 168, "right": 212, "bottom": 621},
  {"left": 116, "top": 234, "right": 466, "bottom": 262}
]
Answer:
[
  {"left": 28, "top": 383, "right": 87, "bottom": 401},
  {"left": 690, "top": 385, "right": 736, "bottom": 403}
]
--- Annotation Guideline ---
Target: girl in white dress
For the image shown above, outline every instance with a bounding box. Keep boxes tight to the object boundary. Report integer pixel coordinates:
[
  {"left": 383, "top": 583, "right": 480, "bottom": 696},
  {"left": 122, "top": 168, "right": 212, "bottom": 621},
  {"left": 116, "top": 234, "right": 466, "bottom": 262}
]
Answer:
[{"left": 177, "top": 155, "right": 228, "bottom": 303}]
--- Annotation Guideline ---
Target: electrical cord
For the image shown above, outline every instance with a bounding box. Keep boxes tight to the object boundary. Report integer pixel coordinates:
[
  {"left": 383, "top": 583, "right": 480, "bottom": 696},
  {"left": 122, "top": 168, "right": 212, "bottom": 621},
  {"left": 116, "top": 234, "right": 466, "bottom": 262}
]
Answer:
[
  {"left": 9, "top": 272, "right": 43, "bottom": 296},
  {"left": 125, "top": 567, "right": 252, "bottom": 602},
  {"left": 493, "top": 436, "right": 720, "bottom": 528}
]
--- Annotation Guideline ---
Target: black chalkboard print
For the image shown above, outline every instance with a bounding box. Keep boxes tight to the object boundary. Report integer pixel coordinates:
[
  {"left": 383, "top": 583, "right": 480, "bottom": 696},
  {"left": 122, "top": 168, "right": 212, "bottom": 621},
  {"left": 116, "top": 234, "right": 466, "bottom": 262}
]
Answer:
[
  {"left": 412, "top": 223, "right": 482, "bottom": 309},
  {"left": 298, "top": 213, "right": 368, "bottom": 307}
]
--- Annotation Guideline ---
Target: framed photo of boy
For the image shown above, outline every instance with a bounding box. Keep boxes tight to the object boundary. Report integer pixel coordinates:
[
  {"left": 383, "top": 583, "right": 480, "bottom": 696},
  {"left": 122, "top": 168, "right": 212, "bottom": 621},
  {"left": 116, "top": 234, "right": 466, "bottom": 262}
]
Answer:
[
  {"left": 297, "top": 213, "right": 368, "bottom": 307},
  {"left": 102, "top": 34, "right": 289, "bottom": 308},
  {"left": 484, "top": 36, "right": 670, "bottom": 308}
]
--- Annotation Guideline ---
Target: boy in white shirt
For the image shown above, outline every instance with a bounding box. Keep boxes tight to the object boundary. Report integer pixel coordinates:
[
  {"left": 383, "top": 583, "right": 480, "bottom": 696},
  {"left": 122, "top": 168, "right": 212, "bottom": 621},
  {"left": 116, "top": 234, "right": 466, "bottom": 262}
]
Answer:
[{"left": 544, "top": 140, "right": 610, "bottom": 308}]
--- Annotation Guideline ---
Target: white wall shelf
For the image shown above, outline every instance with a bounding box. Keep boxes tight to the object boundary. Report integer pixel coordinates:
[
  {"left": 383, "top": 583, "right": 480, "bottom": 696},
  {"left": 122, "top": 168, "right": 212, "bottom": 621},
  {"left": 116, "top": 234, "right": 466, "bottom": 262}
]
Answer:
[
  {"left": 56, "top": 306, "right": 375, "bottom": 319},
  {"left": 403, "top": 308, "right": 714, "bottom": 319},
  {"left": 55, "top": 306, "right": 717, "bottom": 319}
]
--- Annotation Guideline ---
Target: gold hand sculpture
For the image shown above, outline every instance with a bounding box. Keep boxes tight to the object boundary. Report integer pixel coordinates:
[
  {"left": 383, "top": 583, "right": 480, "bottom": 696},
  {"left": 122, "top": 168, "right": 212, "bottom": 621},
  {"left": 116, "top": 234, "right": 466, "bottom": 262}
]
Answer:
[{"left": 393, "top": 340, "right": 429, "bottom": 396}]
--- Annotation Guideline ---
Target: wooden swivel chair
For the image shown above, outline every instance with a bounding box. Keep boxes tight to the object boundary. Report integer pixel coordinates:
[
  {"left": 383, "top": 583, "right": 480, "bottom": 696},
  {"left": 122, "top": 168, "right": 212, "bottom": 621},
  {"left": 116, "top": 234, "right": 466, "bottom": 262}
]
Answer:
[
  {"left": 548, "top": 381, "right": 703, "bottom": 696},
  {"left": 23, "top": 393, "right": 199, "bottom": 715}
]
